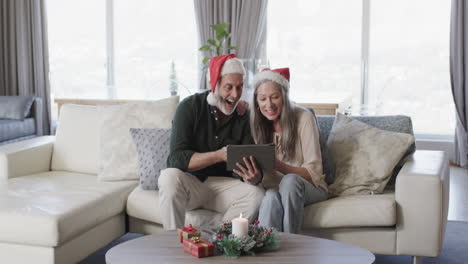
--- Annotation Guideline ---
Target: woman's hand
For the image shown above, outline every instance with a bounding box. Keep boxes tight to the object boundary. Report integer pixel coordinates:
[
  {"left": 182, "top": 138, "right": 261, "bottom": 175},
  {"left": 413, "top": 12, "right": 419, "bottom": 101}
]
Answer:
[
  {"left": 233, "top": 156, "right": 262, "bottom": 185},
  {"left": 275, "top": 158, "right": 318, "bottom": 187},
  {"left": 236, "top": 100, "right": 249, "bottom": 116}
]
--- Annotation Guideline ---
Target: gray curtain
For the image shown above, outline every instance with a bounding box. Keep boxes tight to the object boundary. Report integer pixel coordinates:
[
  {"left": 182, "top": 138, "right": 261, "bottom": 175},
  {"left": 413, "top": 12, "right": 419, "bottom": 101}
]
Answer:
[
  {"left": 450, "top": 0, "right": 468, "bottom": 168},
  {"left": 194, "top": 0, "right": 268, "bottom": 92},
  {"left": 0, "top": 0, "right": 51, "bottom": 135}
]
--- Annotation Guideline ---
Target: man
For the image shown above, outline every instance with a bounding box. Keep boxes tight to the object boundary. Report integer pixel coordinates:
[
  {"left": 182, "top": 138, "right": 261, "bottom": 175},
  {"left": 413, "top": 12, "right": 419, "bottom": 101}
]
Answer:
[{"left": 159, "top": 54, "right": 264, "bottom": 230}]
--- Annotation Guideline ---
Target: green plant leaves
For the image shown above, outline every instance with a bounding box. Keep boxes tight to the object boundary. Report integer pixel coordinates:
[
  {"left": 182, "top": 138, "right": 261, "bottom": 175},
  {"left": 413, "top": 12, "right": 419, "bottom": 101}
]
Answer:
[
  {"left": 207, "top": 39, "right": 218, "bottom": 47},
  {"left": 199, "top": 22, "right": 237, "bottom": 66},
  {"left": 199, "top": 45, "right": 212, "bottom": 51},
  {"left": 211, "top": 23, "right": 230, "bottom": 40}
]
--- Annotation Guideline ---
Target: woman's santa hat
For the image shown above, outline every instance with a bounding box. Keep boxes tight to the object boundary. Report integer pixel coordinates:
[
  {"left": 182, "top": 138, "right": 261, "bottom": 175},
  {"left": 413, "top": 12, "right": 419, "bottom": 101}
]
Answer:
[
  {"left": 207, "top": 54, "right": 245, "bottom": 105},
  {"left": 253, "top": 68, "right": 290, "bottom": 91}
]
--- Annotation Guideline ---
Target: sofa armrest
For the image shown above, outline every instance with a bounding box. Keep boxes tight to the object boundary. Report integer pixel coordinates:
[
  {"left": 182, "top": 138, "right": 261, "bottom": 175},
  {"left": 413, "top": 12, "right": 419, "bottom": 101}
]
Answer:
[
  {"left": 395, "top": 150, "right": 449, "bottom": 257},
  {"left": 0, "top": 136, "right": 55, "bottom": 180}
]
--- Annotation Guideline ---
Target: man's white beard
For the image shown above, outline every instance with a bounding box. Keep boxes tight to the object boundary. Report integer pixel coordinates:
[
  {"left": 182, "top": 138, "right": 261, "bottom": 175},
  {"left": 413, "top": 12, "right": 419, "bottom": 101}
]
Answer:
[{"left": 215, "top": 93, "right": 239, "bottom": 115}]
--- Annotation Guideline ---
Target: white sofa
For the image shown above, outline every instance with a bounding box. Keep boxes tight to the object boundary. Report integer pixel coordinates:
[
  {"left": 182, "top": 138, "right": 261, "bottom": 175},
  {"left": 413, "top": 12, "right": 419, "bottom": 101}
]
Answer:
[
  {"left": 0, "top": 104, "right": 138, "bottom": 264},
  {"left": 0, "top": 101, "right": 449, "bottom": 264},
  {"left": 127, "top": 115, "right": 450, "bottom": 264}
]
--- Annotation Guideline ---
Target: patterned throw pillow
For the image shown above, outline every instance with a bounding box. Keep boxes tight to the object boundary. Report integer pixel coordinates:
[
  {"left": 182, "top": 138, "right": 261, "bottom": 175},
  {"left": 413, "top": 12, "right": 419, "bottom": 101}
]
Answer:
[
  {"left": 130, "top": 128, "right": 172, "bottom": 190},
  {"left": 327, "top": 113, "right": 415, "bottom": 197}
]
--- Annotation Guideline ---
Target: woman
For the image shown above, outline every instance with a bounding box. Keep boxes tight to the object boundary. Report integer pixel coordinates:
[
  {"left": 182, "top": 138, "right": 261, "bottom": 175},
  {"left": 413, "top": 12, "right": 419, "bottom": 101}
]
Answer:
[{"left": 237, "top": 68, "right": 328, "bottom": 234}]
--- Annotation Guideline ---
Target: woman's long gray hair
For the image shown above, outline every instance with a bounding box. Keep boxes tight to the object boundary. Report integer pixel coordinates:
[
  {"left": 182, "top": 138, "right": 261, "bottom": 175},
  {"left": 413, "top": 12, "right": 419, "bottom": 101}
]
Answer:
[{"left": 250, "top": 80, "right": 297, "bottom": 161}]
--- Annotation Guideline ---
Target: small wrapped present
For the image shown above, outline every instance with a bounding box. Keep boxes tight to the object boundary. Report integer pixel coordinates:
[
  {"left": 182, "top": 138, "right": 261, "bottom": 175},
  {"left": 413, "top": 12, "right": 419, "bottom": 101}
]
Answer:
[
  {"left": 183, "top": 237, "right": 214, "bottom": 258},
  {"left": 178, "top": 224, "right": 200, "bottom": 243}
]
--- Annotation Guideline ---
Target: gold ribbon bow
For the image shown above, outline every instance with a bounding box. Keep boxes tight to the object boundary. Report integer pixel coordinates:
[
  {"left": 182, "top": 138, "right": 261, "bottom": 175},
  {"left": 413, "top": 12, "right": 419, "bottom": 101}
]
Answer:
[{"left": 191, "top": 236, "right": 202, "bottom": 243}]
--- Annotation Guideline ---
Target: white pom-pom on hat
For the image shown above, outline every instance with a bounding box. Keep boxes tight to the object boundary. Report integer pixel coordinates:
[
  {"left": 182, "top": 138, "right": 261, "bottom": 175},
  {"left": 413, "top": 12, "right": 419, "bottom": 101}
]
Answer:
[{"left": 206, "top": 91, "right": 218, "bottom": 105}]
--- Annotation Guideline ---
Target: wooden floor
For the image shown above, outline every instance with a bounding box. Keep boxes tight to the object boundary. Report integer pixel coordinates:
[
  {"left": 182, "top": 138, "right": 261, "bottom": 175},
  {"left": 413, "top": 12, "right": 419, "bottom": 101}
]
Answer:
[{"left": 448, "top": 165, "right": 468, "bottom": 222}]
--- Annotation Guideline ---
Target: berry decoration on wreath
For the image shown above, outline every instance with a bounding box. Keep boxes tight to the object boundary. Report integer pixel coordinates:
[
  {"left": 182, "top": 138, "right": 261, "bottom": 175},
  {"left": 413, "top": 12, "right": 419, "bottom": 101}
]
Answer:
[{"left": 210, "top": 220, "right": 280, "bottom": 258}]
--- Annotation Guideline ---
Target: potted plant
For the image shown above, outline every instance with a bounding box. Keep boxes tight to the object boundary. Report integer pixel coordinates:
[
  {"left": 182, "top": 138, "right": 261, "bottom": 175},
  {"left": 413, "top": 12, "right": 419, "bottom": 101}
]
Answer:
[{"left": 199, "top": 23, "right": 237, "bottom": 68}]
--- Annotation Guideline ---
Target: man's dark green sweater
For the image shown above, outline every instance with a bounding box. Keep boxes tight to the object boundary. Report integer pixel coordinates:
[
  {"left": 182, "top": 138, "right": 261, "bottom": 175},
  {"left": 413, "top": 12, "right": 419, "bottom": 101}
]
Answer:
[{"left": 166, "top": 91, "right": 254, "bottom": 182}]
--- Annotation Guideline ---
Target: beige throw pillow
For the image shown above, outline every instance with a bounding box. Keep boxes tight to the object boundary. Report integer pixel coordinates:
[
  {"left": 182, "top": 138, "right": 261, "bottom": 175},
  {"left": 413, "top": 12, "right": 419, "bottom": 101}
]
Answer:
[
  {"left": 97, "top": 96, "right": 179, "bottom": 181},
  {"left": 327, "top": 113, "right": 415, "bottom": 196}
]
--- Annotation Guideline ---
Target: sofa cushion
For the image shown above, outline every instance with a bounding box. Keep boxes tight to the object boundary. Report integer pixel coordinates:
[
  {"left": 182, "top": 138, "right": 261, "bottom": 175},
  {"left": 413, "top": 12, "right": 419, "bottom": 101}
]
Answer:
[
  {"left": 303, "top": 192, "right": 396, "bottom": 229},
  {"left": 126, "top": 186, "right": 162, "bottom": 224},
  {"left": 126, "top": 186, "right": 223, "bottom": 227},
  {"left": 316, "top": 115, "right": 416, "bottom": 184},
  {"left": 327, "top": 113, "right": 415, "bottom": 196},
  {"left": 0, "top": 118, "right": 35, "bottom": 142},
  {"left": 0, "top": 96, "right": 34, "bottom": 120},
  {"left": 315, "top": 114, "right": 415, "bottom": 186},
  {"left": 52, "top": 104, "right": 99, "bottom": 174},
  {"left": 127, "top": 186, "right": 395, "bottom": 229},
  {"left": 130, "top": 128, "right": 171, "bottom": 190},
  {"left": 0, "top": 171, "right": 137, "bottom": 247},
  {"left": 98, "top": 96, "right": 179, "bottom": 181}
]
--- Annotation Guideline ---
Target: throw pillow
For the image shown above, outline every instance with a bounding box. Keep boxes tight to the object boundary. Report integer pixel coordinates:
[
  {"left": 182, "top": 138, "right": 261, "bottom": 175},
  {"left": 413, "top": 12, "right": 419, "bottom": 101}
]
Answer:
[
  {"left": 130, "top": 128, "right": 171, "bottom": 190},
  {"left": 0, "top": 96, "right": 35, "bottom": 120},
  {"left": 327, "top": 113, "right": 415, "bottom": 197},
  {"left": 98, "top": 96, "right": 179, "bottom": 181}
]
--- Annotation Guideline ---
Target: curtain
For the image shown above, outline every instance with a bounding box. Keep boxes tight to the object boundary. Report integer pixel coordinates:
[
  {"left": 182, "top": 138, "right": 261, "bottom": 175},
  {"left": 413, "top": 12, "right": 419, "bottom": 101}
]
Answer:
[
  {"left": 0, "top": 0, "right": 51, "bottom": 135},
  {"left": 194, "top": 0, "right": 268, "bottom": 92},
  {"left": 450, "top": 0, "right": 468, "bottom": 168}
]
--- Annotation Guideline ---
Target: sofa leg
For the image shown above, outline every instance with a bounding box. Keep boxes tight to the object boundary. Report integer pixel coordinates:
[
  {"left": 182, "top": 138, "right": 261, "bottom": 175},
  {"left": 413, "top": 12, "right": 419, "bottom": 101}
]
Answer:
[
  {"left": 413, "top": 256, "right": 422, "bottom": 264},
  {"left": 125, "top": 214, "right": 129, "bottom": 233}
]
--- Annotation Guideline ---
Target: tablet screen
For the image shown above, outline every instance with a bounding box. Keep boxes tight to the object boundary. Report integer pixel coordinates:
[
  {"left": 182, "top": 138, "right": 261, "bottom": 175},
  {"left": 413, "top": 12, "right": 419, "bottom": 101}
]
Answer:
[{"left": 226, "top": 144, "right": 275, "bottom": 171}]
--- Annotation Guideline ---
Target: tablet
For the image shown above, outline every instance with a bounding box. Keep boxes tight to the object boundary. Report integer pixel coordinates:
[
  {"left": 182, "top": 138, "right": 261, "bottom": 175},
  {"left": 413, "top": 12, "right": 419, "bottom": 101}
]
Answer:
[{"left": 226, "top": 144, "right": 275, "bottom": 171}]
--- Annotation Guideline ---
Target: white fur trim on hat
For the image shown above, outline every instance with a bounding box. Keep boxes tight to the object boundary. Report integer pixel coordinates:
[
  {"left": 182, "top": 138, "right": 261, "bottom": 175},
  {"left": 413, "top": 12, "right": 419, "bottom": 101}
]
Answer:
[
  {"left": 220, "top": 58, "right": 246, "bottom": 76},
  {"left": 253, "top": 70, "right": 290, "bottom": 90}
]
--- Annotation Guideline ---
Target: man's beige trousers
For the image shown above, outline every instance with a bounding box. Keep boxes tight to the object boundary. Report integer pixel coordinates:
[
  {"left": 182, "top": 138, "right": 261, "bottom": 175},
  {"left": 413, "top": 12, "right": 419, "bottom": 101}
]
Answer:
[{"left": 158, "top": 168, "right": 265, "bottom": 230}]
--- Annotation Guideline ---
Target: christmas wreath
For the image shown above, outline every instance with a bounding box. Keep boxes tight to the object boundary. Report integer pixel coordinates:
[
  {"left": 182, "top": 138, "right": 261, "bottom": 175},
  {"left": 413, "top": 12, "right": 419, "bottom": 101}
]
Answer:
[{"left": 209, "top": 220, "right": 280, "bottom": 258}]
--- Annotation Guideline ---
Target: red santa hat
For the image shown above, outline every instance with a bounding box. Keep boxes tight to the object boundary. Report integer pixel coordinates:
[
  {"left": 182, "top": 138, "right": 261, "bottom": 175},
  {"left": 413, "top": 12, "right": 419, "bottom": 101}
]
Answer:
[
  {"left": 253, "top": 68, "right": 290, "bottom": 91},
  {"left": 207, "top": 54, "right": 245, "bottom": 105}
]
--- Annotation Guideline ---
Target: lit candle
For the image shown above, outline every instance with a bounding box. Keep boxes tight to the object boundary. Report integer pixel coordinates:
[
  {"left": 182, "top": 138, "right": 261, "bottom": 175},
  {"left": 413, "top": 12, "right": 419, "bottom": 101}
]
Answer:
[{"left": 232, "top": 213, "right": 249, "bottom": 237}]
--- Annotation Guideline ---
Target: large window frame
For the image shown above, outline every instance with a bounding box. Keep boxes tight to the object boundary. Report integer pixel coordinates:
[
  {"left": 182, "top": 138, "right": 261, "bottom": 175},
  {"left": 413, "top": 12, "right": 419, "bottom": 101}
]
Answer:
[
  {"left": 48, "top": 0, "right": 197, "bottom": 102},
  {"left": 360, "top": 0, "right": 370, "bottom": 107},
  {"left": 76, "top": 1, "right": 374, "bottom": 105},
  {"left": 51, "top": 1, "right": 454, "bottom": 139},
  {"left": 105, "top": 0, "right": 115, "bottom": 99},
  {"left": 355, "top": 0, "right": 452, "bottom": 139}
]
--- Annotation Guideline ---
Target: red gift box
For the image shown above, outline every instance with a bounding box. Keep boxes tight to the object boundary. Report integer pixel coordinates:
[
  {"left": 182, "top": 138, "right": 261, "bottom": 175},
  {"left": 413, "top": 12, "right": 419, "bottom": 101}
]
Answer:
[
  {"left": 183, "top": 238, "right": 214, "bottom": 258},
  {"left": 177, "top": 224, "right": 200, "bottom": 243}
]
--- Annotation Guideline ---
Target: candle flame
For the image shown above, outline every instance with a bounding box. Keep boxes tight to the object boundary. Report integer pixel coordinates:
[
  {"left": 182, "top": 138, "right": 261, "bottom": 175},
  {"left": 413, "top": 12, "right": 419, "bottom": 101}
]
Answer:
[{"left": 240, "top": 212, "right": 243, "bottom": 218}]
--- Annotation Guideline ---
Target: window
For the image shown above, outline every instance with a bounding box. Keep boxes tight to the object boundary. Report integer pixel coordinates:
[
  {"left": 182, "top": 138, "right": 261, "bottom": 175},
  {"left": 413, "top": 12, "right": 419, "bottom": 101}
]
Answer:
[
  {"left": 268, "top": 0, "right": 362, "bottom": 107},
  {"left": 368, "top": 0, "right": 454, "bottom": 135},
  {"left": 267, "top": 0, "right": 455, "bottom": 136},
  {"left": 47, "top": 0, "right": 107, "bottom": 99},
  {"left": 47, "top": 0, "right": 197, "bottom": 120},
  {"left": 113, "top": 0, "right": 197, "bottom": 100}
]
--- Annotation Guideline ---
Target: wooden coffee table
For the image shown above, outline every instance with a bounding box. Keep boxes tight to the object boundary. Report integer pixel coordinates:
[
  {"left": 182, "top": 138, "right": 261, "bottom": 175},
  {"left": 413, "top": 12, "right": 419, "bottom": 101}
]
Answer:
[{"left": 106, "top": 230, "right": 375, "bottom": 264}]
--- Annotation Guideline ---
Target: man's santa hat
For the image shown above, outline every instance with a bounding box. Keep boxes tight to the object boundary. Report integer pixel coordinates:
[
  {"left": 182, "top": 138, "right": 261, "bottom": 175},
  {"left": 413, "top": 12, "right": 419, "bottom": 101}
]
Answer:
[
  {"left": 207, "top": 54, "right": 245, "bottom": 105},
  {"left": 253, "top": 68, "right": 290, "bottom": 91}
]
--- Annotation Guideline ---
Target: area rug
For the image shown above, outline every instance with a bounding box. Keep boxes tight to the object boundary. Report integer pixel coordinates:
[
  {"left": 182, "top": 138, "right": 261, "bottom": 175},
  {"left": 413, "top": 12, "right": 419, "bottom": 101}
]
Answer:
[
  {"left": 80, "top": 221, "right": 467, "bottom": 264},
  {"left": 375, "top": 221, "right": 467, "bottom": 264}
]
